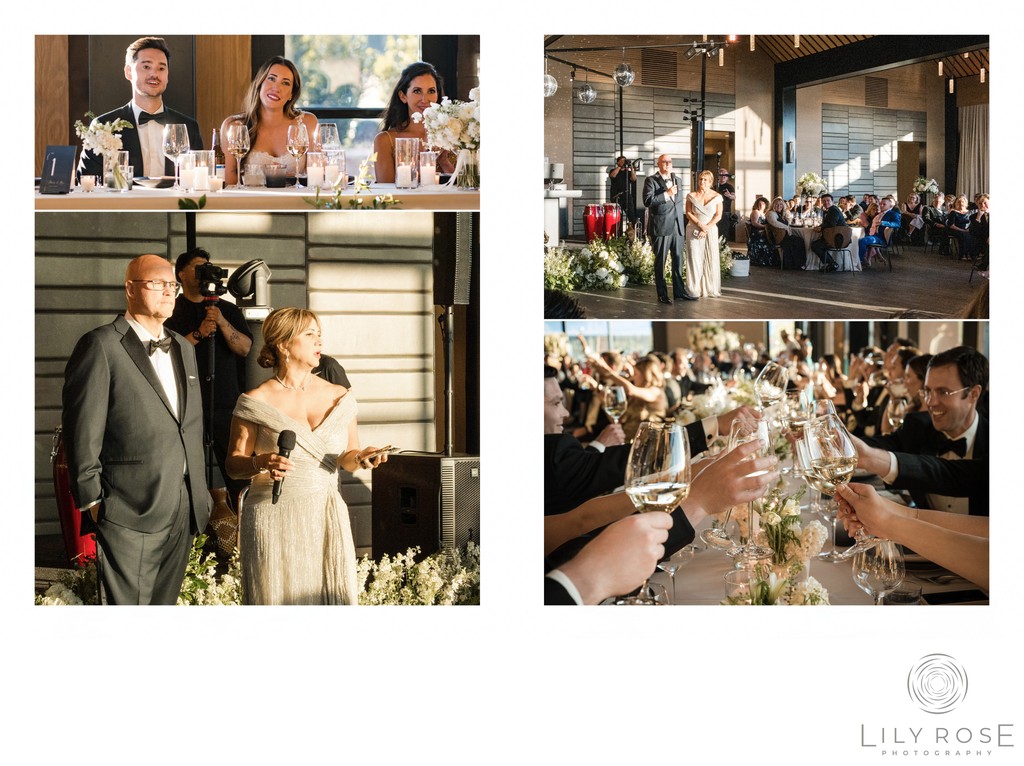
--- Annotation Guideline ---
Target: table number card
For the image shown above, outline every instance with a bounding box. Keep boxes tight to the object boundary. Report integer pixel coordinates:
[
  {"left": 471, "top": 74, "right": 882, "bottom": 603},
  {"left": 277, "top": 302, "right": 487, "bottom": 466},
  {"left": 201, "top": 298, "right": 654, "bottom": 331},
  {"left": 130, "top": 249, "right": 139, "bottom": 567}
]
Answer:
[{"left": 38, "top": 146, "right": 77, "bottom": 195}]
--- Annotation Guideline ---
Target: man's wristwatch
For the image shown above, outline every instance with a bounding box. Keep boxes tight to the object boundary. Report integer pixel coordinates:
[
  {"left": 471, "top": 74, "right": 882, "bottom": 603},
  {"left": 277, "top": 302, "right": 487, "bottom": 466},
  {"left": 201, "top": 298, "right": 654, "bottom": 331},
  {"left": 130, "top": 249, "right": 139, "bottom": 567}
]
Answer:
[{"left": 192, "top": 330, "right": 203, "bottom": 341}]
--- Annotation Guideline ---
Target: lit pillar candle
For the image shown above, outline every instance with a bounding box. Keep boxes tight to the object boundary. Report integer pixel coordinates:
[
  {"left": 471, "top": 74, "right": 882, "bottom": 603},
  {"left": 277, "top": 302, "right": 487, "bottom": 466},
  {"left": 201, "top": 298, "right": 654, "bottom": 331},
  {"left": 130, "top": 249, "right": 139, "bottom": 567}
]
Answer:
[
  {"left": 395, "top": 164, "right": 413, "bottom": 187},
  {"left": 80, "top": 176, "right": 96, "bottom": 191},
  {"left": 193, "top": 166, "right": 210, "bottom": 190},
  {"left": 307, "top": 166, "right": 325, "bottom": 189},
  {"left": 209, "top": 176, "right": 224, "bottom": 192},
  {"left": 180, "top": 167, "right": 196, "bottom": 191}
]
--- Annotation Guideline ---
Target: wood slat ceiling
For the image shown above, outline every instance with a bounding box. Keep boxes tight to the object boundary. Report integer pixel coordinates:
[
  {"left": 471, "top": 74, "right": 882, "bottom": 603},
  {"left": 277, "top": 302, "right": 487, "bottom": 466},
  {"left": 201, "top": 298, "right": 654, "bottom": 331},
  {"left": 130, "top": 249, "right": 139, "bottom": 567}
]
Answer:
[{"left": 546, "top": 35, "right": 989, "bottom": 84}]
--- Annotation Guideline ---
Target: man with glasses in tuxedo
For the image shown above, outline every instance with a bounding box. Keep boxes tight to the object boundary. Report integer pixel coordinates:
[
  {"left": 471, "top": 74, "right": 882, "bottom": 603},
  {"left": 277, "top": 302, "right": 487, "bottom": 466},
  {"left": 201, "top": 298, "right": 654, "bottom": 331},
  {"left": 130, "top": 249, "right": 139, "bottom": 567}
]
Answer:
[
  {"left": 78, "top": 36, "right": 204, "bottom": 179},
  {"left": 853, "top": 346, "right": 988, "bottom": 516},
  {"left": 62, "top": 255, "right": 211, "bottom": 604}
]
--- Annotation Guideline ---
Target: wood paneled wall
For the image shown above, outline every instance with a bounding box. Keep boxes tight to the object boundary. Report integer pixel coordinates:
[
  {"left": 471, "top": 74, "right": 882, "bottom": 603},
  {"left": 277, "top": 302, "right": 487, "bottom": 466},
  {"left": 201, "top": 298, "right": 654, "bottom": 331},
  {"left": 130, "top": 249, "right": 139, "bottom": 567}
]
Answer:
[
  {"left": 35, "top": 212, "right": 442, "bottom": 551},
  {"left": 195, "top": 36, "right": 251, "bottom": 147},
  {"left": 35, "top": 36, "right": 69, "bottom": 176}
]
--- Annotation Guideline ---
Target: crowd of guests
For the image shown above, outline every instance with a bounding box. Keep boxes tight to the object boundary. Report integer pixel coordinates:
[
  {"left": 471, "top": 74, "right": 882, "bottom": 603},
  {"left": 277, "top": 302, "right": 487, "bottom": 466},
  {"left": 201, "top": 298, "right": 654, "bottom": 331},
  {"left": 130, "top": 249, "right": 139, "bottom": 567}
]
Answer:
[
  {"left": 543, "top": 328, "right": 989, "bottom": 603},
  {"left": 77, "top": 36, "right": 454, "bottom": 187},
  {"left": 743, "top": 190, "right": 989, "bottom": 276}
]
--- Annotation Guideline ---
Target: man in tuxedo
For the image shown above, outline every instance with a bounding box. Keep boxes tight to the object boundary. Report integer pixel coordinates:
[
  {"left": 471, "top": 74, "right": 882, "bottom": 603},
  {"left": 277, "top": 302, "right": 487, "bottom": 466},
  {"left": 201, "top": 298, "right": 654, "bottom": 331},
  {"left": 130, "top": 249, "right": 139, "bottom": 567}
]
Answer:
[
  {"left": 62, "top": 255, "right": 212, "bottom": 604},
  {"left": 643, "top": 155, "right": 697, "bottom": 304},
  {"left": 810, "top": 193, "right": 848, "bottom": 261},
  {"left": 858, "top": 346, "right": 988, "bottom": 516},
  {"left": 78, "top": 36, "right": 204, "bottom": 179}
]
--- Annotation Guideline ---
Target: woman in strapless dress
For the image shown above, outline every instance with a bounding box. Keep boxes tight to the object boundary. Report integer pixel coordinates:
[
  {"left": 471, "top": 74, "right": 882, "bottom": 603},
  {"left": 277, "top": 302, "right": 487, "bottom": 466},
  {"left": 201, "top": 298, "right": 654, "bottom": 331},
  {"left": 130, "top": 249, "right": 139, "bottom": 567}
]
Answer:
[{"left": 220, "top": 56, "right": 319, "bottom": 186}]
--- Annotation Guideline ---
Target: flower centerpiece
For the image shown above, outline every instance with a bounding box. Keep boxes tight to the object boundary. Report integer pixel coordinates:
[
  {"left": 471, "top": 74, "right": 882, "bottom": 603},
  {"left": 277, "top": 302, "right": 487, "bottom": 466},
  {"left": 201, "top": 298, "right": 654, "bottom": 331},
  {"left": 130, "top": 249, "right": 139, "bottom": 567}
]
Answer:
[
  {"left": 412, "top": 87, "right": 480, "bottom": 189},
  {"left": 796, "top": 171, "right": 827, "bottom": 197},
  {"left": 689, "top": 322, "right": 742, "bottom": 353},
  {"left": 74, "top": 112, "right": 133, "bottom": 190}
]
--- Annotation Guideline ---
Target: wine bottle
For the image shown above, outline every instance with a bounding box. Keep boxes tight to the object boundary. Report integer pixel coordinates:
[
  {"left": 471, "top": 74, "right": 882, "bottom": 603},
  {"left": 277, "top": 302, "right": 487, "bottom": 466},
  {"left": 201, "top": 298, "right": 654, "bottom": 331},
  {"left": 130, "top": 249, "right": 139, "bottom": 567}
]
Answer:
[{"left": 212, "top": 128, "right": 226, "bottom": 179}]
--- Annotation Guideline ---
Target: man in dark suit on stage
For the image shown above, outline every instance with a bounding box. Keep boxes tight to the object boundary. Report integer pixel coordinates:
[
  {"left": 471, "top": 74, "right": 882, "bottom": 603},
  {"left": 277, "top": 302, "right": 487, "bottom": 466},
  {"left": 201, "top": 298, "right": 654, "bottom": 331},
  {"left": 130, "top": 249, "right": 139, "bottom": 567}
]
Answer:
[
  {"left": 78, "top": 36, "right": 204, "bottom": 179},
  {"left": 643, "top": 155, "right": 697, "bottom": 304},
  {"left": 857, "top": 346, "right": 988, "bottom": 516},
  {"left": 62, "top": 255, "right": 212, "bottom": 604}
]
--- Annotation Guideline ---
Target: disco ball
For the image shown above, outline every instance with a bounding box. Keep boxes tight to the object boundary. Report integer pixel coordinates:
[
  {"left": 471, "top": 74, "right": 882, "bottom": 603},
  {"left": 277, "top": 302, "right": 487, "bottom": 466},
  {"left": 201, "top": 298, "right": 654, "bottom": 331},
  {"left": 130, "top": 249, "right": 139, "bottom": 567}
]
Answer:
[
  {"left": 543, "top": 74, "right": 559, "bottom": 97},
  {"left": 613, "top": 63, "right": 635, "bottom": 87},
  {"left": 576, "top": 84, "right": 597, "bottom": 103}
]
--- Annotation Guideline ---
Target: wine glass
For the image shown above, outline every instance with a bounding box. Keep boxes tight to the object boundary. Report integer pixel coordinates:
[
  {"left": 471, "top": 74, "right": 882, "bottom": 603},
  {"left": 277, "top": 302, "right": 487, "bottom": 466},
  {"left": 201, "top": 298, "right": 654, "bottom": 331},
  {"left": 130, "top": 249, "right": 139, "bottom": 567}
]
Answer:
[
  {"left": 656, "top": 545, "right": 695, "bottom": 605},
  {"left": 287, "top": 121, "right": 310, "bottom": 189},
  {"left": 794, "top": 433, "right": 843, "bottom": 562},
  {"left": 224, "top": 121, "right": 250, "bottom": 190},
  {"left": 315, "top": 122, "right": 340, "bottom": 153},
  {"left": 617, "top": 420, "right": 692, "bottom": 605},
  {"left": 886, "top": 397, "right": 911, "bottom": 430},
  {"left": 161, "top": 124, "right": 190, "bottom": 191},
  {"left": 781, "top": 388, "right": 813, "bottom": 475},
  {"left": 603, "top": 385, "right": 627, "bottom": 425},
  {"left": 852, "top": 540, "right": 905, "bottom": 605},
  {"left": 754, "top": 360, "right": 789, "bottom": 412}
]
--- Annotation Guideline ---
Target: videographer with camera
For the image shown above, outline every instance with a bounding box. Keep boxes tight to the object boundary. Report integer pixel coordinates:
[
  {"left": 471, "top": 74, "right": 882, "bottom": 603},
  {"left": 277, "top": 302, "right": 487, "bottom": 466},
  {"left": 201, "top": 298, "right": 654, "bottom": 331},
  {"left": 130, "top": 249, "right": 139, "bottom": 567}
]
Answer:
[
  {"left": 608, "top": 155, "right": 638, "bottom": 227},
  {"left": 165, "top": 248, "right": 254, "bottom": 549}
]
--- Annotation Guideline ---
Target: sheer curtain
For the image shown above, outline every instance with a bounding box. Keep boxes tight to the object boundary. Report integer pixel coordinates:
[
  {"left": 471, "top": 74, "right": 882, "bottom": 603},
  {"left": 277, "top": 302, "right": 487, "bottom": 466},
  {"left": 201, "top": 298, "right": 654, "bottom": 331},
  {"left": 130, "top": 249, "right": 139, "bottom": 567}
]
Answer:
[{"left": 957, "top": 104, "right": 989, "bottom": 198}]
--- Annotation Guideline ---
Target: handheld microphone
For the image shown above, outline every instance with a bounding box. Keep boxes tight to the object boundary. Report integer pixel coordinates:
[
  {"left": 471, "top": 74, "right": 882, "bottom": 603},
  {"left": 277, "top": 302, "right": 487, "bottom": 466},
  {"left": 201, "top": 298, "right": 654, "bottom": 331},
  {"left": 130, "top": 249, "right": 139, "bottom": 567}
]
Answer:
[{"left": 271, "top": 430, "right": 296, "bottom": 505}]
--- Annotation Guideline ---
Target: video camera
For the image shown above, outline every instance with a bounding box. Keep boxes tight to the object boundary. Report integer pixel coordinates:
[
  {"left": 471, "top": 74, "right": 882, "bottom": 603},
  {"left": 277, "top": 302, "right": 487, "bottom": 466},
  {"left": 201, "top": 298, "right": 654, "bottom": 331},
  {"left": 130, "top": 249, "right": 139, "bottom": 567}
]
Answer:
[{"left": 196, "top": 262, "right": 228, "bottom": 299}]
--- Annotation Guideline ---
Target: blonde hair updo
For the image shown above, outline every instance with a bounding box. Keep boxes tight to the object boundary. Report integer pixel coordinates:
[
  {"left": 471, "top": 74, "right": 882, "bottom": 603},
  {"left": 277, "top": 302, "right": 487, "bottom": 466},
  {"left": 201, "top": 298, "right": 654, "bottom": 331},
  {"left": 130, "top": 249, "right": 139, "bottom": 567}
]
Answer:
[{"left": 257, "top": 307, "right": 321, "bottom": 369}]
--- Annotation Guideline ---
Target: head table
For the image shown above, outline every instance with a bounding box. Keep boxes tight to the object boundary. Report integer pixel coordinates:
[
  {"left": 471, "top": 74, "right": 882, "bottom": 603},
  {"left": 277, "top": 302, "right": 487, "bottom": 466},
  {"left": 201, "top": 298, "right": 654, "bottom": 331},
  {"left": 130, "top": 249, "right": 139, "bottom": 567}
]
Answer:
[{"left": 35, "top": 183, "right": 480, "bottom": 211}]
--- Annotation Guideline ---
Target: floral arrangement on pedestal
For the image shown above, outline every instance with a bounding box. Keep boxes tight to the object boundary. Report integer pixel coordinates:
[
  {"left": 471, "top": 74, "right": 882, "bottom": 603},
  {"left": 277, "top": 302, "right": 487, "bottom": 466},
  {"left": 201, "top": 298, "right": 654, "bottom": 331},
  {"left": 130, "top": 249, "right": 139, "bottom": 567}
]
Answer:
[
  {"left": 796, "top": 171, "right": 827, "bottom": 197},
  {"left": 412, "top": 87, "right": 480, "bottom": 189},
  {"left": 722, "top": 485, "right": 830, "bottom": 605},
  {"left": 74, "top": 112, "right": 133, "bottom": 190},
  {"left": 356, "top": 543, "right": 480, "bottom": 605},
  {"left": 912, "top": 176, "right": 939, "bottom": 200}
]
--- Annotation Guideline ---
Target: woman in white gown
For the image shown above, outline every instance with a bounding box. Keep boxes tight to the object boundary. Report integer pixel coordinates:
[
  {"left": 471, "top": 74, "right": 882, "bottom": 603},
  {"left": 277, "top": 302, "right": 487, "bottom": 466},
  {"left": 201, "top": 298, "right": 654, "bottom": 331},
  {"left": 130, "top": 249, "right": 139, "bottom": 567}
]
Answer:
[
  {"left": 226, "top": 308, "right": 387, "bottom": 605},
  {"left": 220, "top": 56, "right": 319, "bottom": 186},
  {"left": 684, "top": 169, "right": 724, "bottom": 297}
]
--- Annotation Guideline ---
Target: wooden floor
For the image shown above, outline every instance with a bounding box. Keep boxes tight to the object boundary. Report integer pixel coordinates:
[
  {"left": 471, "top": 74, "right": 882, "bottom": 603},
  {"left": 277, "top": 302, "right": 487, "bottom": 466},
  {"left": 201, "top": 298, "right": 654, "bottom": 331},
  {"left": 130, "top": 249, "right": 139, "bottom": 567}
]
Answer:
[{"left": 556, "top": 240, "right": 987, "bottom": 320}]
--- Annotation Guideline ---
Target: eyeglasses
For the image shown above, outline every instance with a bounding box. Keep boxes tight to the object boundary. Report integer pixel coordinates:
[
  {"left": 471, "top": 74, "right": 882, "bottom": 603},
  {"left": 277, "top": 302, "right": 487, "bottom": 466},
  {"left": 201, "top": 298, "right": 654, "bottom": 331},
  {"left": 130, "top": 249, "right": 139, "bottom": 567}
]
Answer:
[
  {"left": 921, "top": 386, "right": 971, "bottom": 401},
  {"left": 129, "top": 279, "right": 180, "bottom": 293}
]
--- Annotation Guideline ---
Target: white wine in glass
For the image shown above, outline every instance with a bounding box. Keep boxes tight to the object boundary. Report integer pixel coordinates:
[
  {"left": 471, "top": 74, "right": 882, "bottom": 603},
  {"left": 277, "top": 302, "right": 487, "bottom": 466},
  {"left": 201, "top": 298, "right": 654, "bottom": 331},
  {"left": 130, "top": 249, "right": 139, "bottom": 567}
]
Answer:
[
  {"left": 754, "top": 361, "right": 789, "bottom": 410},
  {"left": 224, "top": 122, "right": 250, "bottom": 190},
  {"left": 603, "top": 385, "right": 627, "bottom": 424},
  {"left": 617, "top": 420, "right": 691, "bottom": 605},
  {"left": 287, "top": 121, "right": 310, "bottom": 188},
  {"left": 162, "top": 124, "right": 190, "bottom": 190}
]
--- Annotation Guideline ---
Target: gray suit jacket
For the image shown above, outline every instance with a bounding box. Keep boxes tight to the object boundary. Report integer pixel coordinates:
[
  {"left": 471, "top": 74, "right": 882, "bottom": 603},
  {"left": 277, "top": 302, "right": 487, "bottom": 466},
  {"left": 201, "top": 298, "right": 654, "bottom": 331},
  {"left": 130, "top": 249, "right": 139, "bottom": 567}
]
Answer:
[{"left": 62, "top": 315, "right": 211, "bottom": 534}]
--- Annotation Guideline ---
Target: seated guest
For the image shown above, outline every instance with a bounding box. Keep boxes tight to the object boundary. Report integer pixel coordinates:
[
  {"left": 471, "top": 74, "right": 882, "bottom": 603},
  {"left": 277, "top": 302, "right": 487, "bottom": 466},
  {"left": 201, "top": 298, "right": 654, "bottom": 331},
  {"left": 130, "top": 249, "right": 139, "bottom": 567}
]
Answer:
[
  {"left": 746, "top": 198, "right": 775, "bottom": 267},
  {"left": 836, "top": 483, "right": 988, "bottom": 590},
  {"left": 79, "top": 36, "right": 204, "bottom": 179},
  {"left": 765, "top": 196, "right": 805, "bottom": 269},
  {"left": 810, "top": 193, "right": 848, "bottom": 263},
  {"left": 901, "top": 192, "right": 926, "bottom": 245},
  {"left": 843, "top": 196, "right": 863, "bottom": 222},
  {"left": 545, "top": 512, "right": 672, "bottom": 605},
  {"left": 372, "top": 62, "right": 456, "bottom": 184},
  {"left": 220, "top": 56, "right": 319, "bottom": 186},
  {"left": 967, "top": 193, "right": 989, "bottom": 266},
  {"left": 587, "top": 353, "right": 668, "bottom": 441},
  {"left": 945, "top": 195, "right": 972, "bottom": 259},
  {"left": 858, "top": 346, "right": 988, "bottom": 516},
  {"left": 858, "top": 195, "right": 901, "bottom": 266}
]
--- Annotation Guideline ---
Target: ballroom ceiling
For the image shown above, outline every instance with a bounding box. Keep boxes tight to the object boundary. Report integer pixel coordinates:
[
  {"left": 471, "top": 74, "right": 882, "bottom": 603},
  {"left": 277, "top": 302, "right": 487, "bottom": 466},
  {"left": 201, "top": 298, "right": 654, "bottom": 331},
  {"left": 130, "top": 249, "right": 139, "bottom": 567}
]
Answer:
[{"left": 544, "top": 35, "right": 989, "bottom": 85}]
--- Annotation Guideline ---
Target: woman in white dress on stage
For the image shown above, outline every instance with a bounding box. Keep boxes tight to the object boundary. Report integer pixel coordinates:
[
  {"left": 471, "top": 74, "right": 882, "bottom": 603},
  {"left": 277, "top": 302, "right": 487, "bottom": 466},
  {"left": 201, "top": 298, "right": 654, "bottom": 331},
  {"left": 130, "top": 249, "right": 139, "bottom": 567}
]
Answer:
[
  {"left": 220, "top": 57, "right": 319, "bottom": 186},
  {"left": 684, "top": 169, "right": 723, "bottom": 297},
  {"left": 225, "top": 308, "right": 387, "bottom": 605}
]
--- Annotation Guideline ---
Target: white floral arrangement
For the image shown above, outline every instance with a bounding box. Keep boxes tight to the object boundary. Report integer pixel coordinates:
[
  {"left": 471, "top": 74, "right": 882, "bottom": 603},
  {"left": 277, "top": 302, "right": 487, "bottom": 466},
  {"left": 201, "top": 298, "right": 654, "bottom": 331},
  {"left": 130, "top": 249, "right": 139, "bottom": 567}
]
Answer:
[
  {"left": 796, "top": 171, "right": 827, "bottom": 197},
  {"left": 544, "top": 246, "right": 577, "bottom": 292},
  {"left": 74, "top": 113, "right": 133, "bottom": 160},
  {"left": 357, "top": 543, "right": 480, "bottom": 605},
  {"left": 412, "top": 88, "right": 480, "bottom": 152},
  {"left": 689, "top": 322, "right": 742, "bottom": 352},
  {"left": 572, "top": 244, "right": 628, "bottom": 290},
  {"left": 912, "top": 176, "right": 939, "bottom": 196}
]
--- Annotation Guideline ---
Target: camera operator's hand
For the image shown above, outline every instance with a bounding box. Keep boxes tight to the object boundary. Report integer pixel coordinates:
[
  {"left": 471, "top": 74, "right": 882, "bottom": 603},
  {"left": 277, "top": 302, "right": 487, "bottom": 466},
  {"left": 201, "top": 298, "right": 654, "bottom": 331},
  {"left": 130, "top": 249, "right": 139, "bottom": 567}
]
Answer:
[
  {"left": 199, "top": 316, "right": 218, "bottom": 338},
  {"left": 206, "top": 304, "right": 226, "bottom": 330}
]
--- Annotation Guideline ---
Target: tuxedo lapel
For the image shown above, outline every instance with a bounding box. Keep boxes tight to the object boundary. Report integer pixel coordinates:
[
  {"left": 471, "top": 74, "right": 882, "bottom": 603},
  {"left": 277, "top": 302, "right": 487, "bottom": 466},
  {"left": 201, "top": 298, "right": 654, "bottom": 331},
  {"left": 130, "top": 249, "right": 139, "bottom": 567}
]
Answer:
[
  {"left": 170, "top": 337, "right": 187, "bottom": 422},
  {"left": 116, "top": 317, "right": 180, "bottom": 422}
]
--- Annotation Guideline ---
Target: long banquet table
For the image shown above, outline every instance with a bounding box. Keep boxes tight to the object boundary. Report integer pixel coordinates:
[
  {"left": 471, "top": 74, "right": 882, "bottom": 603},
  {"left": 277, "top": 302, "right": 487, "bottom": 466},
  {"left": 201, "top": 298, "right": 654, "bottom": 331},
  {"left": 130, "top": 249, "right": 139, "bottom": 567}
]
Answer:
[{"left": 35, "top": 183, "right": 480, "bottom": 211}]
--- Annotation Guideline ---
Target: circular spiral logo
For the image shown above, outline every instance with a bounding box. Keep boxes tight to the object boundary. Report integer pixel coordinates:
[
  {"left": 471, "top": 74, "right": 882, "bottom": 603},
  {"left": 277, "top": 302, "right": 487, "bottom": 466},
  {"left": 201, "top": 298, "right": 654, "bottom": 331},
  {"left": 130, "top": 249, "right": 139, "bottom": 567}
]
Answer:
[{"left": 907, "top": 654, "right": 968, "bottom": 714}]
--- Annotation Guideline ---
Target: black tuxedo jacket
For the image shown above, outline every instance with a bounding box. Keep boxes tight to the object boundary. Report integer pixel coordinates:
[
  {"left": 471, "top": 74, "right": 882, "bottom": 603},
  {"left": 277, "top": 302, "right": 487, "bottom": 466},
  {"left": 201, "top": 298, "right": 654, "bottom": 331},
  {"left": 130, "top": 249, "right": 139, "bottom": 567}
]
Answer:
[
  {"left": 62, "top": 315, "right": 212, "bottom": 533},
  {"left": 643, "top": 174, "right": 686, "bottom": 237},
  {"left": 864, "top": 411, "right": 989, "bottom": 516},
  {"left": 78, "top": 102, "right": 204, "bottom": 178},
  {"left": 544, "top": 576, "right": 577, "bottom": 605},
  {"left": 821, "top": 204, "right": 846, "bottom": 228}
]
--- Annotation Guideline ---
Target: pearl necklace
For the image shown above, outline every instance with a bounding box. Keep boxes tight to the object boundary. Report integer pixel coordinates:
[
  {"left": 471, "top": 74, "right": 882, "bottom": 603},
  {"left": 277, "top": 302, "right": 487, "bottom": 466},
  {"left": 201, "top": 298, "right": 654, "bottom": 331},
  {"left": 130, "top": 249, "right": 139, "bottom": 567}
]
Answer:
[{"left": 275, "top": 373, "right": 310, "bottom": 391}]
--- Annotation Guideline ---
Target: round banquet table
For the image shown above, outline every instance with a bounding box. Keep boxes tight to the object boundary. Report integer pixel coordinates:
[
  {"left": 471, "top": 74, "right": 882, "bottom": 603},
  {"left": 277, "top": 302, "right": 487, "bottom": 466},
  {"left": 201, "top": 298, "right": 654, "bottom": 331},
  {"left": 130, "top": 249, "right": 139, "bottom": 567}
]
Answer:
[
  {"left": 35, "top": 183, "right": 479, "bottom": 211},
  {"left": 791, "top": 223, "right": 864, "bottom": 271}
]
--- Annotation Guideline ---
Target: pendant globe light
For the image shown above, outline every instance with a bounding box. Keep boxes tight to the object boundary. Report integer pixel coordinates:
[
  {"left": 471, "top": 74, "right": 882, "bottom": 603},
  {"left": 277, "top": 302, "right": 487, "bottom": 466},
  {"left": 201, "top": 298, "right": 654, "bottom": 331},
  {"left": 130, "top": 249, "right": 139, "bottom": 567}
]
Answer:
[
  {"left": 543, "top": 57, "right": 558, "bottom": 97},
  {"left": 577, "top": 69, "right": 597, "bottom": 103},
  {"left": 613, "top": 48, "right": 635, "bottom": 87}
]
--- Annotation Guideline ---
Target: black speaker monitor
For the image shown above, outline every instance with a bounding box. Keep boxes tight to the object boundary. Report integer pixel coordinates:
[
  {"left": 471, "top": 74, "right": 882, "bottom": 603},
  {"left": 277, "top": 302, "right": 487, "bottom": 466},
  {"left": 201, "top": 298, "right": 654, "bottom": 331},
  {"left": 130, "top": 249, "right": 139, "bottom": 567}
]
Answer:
[{"left": 432, "top": 212, "right": 476, "bottom": 306}]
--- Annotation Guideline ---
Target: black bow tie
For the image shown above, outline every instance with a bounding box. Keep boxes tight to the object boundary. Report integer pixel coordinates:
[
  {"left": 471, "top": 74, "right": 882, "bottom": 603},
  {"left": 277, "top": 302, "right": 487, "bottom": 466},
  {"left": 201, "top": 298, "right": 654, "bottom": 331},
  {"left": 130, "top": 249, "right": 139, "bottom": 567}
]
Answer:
[
  {"left": 138, "top": 110, "right": 168, "bottom": 126},
  {"left": 148, "top": 337, "right": 173, "bottom": 355},
  {"left": 937, "top": 437, "right": 967, "bottom": 458}
]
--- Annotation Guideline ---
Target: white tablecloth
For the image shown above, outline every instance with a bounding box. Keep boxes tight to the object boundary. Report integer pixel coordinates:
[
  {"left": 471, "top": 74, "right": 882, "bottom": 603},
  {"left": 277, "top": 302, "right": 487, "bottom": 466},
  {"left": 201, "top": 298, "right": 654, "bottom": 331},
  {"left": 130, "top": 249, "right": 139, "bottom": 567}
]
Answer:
[
  {"left": 792, "top": 224, "right": 863, "bottom": 272},
  {"left": 36, "top": 183, "right": 479, "bottom": 211}
]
